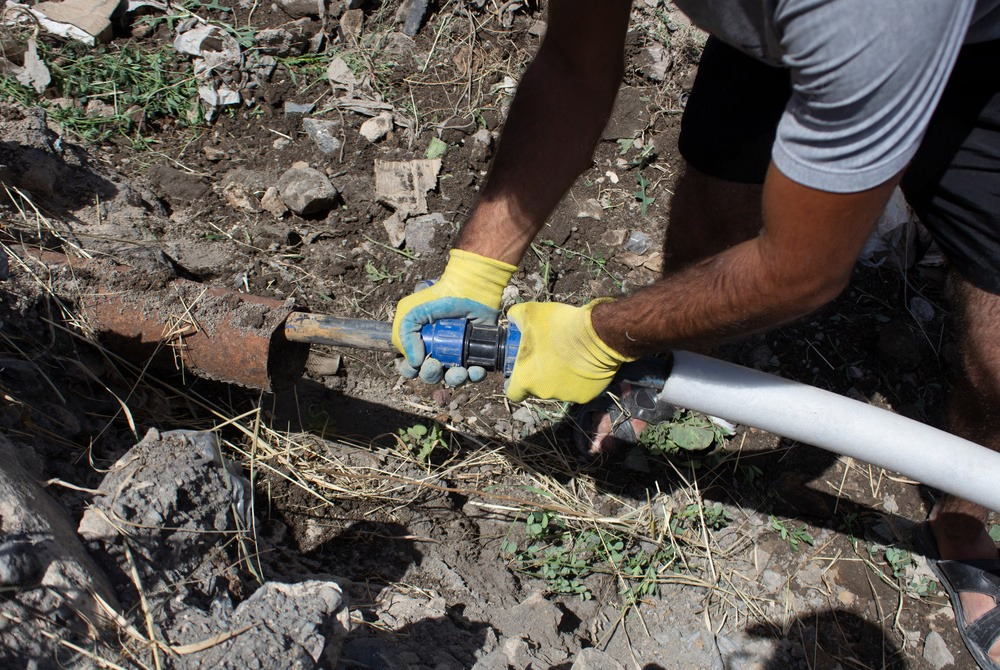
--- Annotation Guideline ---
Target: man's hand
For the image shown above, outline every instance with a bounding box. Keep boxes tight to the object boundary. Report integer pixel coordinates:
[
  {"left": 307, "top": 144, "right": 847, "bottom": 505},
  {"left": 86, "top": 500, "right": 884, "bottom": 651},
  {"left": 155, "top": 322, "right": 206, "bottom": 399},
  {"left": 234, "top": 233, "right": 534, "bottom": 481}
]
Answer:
[
  {"left": 392, "top": 249, "right": 516, "bottom": 385},
  {"left": 505, "top": 299, "right": 636, "bottom": 403}
]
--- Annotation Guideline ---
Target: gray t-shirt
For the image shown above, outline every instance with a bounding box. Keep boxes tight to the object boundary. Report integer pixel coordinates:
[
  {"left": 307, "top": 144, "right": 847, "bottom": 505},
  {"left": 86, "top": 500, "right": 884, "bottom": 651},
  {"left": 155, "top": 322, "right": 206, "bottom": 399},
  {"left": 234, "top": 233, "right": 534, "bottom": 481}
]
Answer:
[{"left": 674, "top": 0, "right": 1000, "bottom": 192}]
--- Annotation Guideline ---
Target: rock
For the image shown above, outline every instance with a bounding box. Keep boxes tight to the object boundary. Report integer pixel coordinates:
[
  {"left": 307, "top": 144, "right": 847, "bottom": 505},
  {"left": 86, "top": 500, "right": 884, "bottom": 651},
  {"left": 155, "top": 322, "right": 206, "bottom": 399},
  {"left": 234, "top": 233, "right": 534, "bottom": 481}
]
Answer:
[
  {"left": 497, "top": 591, "right": 563, "bottom": 649},
  {"left": 527, "top": 19, "right": 547, "bottom": 38},
  {"left": 85, "top": 99, "right": 116, "bottom": 117},
  {"left": 191, "top": 580, "right": 351, "bottom": 668},
  {"left": 639, "top": 44, "right": 671, "bottom": 82},
  {"left": 339, "top": 8, "right": 364, "bottom": 41},
  {"left": 254, "top": 27, "right": 311, "bottom": 57},
  {"left": 303, "top": 118, "right": 343, "bottom": 157},
  {"left": 285, "top": 101, "right": 317, "bottom": 115},
  {"left": 511, "top": 406, "right": 537, "bottom": 432},
  {"left": 404, "top": 212, "right": 446, "bottom": 255},
  {"left": 601, "top": 229, "right": 627, "bottom": 247},
  {"left": 383, "top": 211, "right": 406, "bottom": 247},
  {"left": 221, "top": 181, "right": 260, "bottom": 212},
  {"left": 577, "top": 198, "right": 603, "bottom": 220},
  {"left": 572, "top": 648, "right": 626, "bottom": 670},
  {"left": 0, "top": 433, "right": 119, "bottom": 657},
  {"left": 276, "top": 164, "right": 340, "bottom": 215},
  {"left": 471, "top": 650, "right": 510, "bottom": 670},
  {"left": 261, "top": 186, "right": 288, "bottom": 218},
  {"left": 360, "top": 112, "right": 394, "bottom": 142},
  {"left": 307, "top": 354, "right": 341, "bottom": 376},
  {"left": 278, "top": 0, "right": 323, "bottom": 19},
  {"left": 623, "top": 230, "right": 652, "bottom": 254},
  {"left": 922, "top": 631, "right": 954, "bottom": 669},
  {"left": 203, "top": 146, "right": 226, "bottom": 161}
]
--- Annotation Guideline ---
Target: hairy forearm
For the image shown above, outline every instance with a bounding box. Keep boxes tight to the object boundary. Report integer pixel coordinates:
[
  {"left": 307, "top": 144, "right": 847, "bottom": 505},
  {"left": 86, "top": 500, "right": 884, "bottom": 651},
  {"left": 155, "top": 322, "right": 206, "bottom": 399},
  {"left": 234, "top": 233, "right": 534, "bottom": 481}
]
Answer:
[
  {"left": 592, "top": 237, "right": 841, "bottom": 355},
  {"left": 457, "top": 8, "right": 627, "bottom": 265}
]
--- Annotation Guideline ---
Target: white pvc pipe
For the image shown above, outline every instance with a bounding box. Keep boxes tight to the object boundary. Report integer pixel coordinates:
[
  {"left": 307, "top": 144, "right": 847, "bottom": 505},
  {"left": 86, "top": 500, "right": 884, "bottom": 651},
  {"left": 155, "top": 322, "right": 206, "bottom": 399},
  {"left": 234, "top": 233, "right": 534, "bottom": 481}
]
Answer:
[{"left": 658, "top": 351, "right": 1000, "bottom": 512}]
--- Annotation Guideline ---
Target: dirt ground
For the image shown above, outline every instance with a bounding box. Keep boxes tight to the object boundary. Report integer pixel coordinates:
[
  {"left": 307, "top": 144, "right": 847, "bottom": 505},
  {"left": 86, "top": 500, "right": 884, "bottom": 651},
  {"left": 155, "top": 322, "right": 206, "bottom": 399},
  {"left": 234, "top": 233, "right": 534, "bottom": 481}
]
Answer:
[{"left": 0, "top": 1, "right": 986, "bottom": 668}]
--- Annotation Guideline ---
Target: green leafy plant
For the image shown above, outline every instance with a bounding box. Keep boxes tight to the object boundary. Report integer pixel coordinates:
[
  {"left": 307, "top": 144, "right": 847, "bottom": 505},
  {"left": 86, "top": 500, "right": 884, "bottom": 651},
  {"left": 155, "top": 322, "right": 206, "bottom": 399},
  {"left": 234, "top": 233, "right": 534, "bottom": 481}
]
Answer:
[
  {"left": 396, "top": 422, "right": 447, "bottom": 468},
  {"left": 634, "top": 173, "right": 655, "bottom": 217},
  {"left": 769, "top": 516, "right": 814, "bottom": 551},
  {"left": 639, "top": 410, "right": 732, "bottom": 457}
]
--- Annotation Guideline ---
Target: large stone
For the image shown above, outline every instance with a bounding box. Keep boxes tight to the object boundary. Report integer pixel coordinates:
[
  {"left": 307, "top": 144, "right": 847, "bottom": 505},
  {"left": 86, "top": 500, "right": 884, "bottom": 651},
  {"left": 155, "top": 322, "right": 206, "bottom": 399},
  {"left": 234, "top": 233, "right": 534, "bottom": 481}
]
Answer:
[
  {"left": 278, "top": 0, "right": 324, "bottom": 19},
  {"left": 276, "top": 164, "right": 340, "bottom": 215},
  {"left": 0, "top": 434, "right": 118, "bottom": 658}
]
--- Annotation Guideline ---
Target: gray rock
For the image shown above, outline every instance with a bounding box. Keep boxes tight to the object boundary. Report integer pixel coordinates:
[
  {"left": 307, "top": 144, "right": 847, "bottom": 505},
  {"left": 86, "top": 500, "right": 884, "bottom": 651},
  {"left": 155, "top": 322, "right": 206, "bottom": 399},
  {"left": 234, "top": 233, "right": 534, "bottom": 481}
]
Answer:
[
  {"left": 471, "top": 649, "right": 510, "bottom": 670},
  {"left": 0, "top": 433, "right": 119, "bottom": 658},
  {"left": 302, "top": 118, "right": 343, "bottom": 157},
  {"left": 278, "top": 0, "right": 323, "bottom": 18},
  {"left": 572, "top": 648, "right": 626, "bottom": 670},
  {"left": 922, "top": 631, "right": 955, "bottom": 669},
  {"left": 261, "top": 186, "right": 288, "bottom": 218},
  {"left": 496, "top": 591, "right": 563, "bottom": 650},
  {"left": 623, "top": 230, "right": 652, "bottom": 254},
  {"left": 188, "top": 580, "right": 351, "bottom": 669},
  {"left": 254, "top": 27, "right": 310, "bottom": 57},
  {"left": 360, "top": 112, "right": 393, "bottom": 142},
  {"left": 404, "top": 212, "right": 446, "bottom": 254},
  {"left": 285, "top": 101, "right": 317, "bottom": 115},
  {"left": 277, "top": 164, "right": 340, "bottom": 215}
]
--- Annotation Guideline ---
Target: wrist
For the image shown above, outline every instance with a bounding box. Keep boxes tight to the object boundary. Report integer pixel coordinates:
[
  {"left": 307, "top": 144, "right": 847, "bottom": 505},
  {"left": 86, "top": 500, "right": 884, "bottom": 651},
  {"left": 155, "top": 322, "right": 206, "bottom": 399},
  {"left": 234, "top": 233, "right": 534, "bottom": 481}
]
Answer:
[
  {"left": 585, "top": 299, "right": 637, "bottom": 365},
  {"left": 439, "top": 249, "right": 517, "bottom": 310}
]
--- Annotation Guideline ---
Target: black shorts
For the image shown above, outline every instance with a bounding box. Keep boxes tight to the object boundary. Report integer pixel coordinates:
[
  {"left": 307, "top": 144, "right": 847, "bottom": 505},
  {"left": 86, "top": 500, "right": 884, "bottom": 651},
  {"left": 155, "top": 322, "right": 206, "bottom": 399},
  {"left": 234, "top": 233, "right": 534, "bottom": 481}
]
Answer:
[{"left": 679, "top": 37, "right": 1000, "bottom": 295}]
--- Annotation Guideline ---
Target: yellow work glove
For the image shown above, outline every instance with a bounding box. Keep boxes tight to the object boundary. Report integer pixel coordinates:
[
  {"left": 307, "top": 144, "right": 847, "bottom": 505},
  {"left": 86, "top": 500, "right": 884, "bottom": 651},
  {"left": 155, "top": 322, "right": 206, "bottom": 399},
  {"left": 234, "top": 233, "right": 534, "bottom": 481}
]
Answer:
[
  {"left": 392, "top": 249, "right": 517, "bottom": 384},
  {"left": 505, "top": 299, "right": 636, "bottom": 404}
]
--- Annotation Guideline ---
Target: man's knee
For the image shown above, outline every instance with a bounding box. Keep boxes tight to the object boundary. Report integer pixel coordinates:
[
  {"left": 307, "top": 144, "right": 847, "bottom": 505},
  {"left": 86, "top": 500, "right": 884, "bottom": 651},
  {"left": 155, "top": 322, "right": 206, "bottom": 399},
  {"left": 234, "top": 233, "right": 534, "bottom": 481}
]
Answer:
[{"left": 663, "top": 164, "right": 764, "bottom": 273}]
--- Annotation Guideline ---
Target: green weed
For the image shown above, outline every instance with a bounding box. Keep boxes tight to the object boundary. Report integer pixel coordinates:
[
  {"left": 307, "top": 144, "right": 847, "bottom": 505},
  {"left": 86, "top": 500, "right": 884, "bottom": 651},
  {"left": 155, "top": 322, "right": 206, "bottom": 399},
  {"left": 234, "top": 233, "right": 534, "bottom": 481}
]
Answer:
[
  {"left": 0, "top": 40, "right": 200, "bottom": 143},
  {"left": 396, "top": 422, "right": 447, "bottom": 469},
  {"left": 639, "top": 410, "right": 732, "bottom": 457},
  {"left": 769, "top": 516, "right": 814, "bottom": 551},
  {"left": 634, "top": 173, "right": 655, "bottom": 217}
]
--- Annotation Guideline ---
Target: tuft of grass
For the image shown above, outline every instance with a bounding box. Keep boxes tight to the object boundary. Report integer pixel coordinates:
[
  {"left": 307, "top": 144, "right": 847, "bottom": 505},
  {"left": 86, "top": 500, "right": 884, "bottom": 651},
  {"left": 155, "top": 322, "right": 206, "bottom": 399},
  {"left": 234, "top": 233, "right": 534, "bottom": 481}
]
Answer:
[{"left": 0, "top": 39, "right": 201, "bottom": 144}]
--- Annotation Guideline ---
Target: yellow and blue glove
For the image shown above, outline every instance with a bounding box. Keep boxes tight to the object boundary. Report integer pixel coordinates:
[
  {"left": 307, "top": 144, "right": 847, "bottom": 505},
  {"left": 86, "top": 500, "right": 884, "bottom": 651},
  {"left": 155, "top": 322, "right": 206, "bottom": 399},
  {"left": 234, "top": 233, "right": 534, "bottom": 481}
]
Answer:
[
  {"left": 392, "top": 248, "right": 517, "bottom": 386},
  {"left": 505, "top": 299, "right": 636, "bottom": 403}
]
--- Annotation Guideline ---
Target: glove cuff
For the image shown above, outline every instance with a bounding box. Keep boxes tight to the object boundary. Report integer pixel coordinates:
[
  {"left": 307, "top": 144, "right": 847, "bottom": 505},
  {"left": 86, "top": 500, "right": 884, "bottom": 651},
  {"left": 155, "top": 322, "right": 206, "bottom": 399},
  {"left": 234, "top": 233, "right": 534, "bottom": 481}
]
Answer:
[
  {"left": 582, "top": 298, "right": 637, "bottom": 366},
  {"left": 440, "top": 249, "right": 517, "bottom": 310}
]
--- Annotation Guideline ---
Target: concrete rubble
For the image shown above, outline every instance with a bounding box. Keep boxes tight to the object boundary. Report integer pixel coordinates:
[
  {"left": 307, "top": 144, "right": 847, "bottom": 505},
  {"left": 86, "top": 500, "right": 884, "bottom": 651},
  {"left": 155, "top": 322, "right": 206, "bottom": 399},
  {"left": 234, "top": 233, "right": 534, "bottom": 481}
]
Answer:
[{"left": 1, "top": 427, "right": 352, "bottom": 668}]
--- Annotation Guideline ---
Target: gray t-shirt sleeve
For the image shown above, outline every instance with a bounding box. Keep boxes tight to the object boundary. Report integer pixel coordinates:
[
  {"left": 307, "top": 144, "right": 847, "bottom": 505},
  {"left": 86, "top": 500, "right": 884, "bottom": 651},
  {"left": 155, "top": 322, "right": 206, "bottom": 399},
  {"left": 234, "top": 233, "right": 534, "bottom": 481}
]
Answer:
[{"left": 772, "top": 0, "right": 976, "bottom": 193}]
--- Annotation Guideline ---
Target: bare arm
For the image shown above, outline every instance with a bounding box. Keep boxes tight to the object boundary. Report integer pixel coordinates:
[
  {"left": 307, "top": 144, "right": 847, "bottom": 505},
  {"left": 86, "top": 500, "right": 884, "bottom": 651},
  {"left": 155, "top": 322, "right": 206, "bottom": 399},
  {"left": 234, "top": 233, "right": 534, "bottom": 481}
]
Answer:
[
  {"left": 457, "top": 0, "right": 633, "bottom": 265},
  {"left": 593, "top": 164, "right": 900, "bottom": 353}
]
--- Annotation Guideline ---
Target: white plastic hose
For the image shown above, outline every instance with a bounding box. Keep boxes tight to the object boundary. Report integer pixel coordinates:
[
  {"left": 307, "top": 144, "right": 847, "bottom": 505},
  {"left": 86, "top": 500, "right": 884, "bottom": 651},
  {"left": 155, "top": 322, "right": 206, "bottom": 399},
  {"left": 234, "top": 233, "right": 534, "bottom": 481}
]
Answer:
[{"left": 657, "top": 351, "right": 1000, "bottom": 512}]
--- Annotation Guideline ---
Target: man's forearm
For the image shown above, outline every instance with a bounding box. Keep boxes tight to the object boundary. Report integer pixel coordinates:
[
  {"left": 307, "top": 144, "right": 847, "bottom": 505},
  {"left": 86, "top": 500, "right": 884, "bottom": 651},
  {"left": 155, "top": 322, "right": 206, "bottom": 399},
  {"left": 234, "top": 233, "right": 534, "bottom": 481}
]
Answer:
[
  {"left": 457, "top": 0, "right": 631, "bottom": 265},
  {"left": 591, "top": 237, "right": 837, "bottom": 355}
]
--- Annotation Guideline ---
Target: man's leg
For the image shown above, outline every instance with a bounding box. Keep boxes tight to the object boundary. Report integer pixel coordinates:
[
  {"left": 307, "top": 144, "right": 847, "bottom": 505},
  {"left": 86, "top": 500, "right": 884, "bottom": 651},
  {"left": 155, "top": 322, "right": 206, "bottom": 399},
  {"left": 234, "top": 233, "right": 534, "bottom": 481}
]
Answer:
[
  {"left": 929, "top": 276, "right": 1000, "bottom": 661},
  {"left": 663, "top": 163, "right": 764, "bottom": 271}
]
